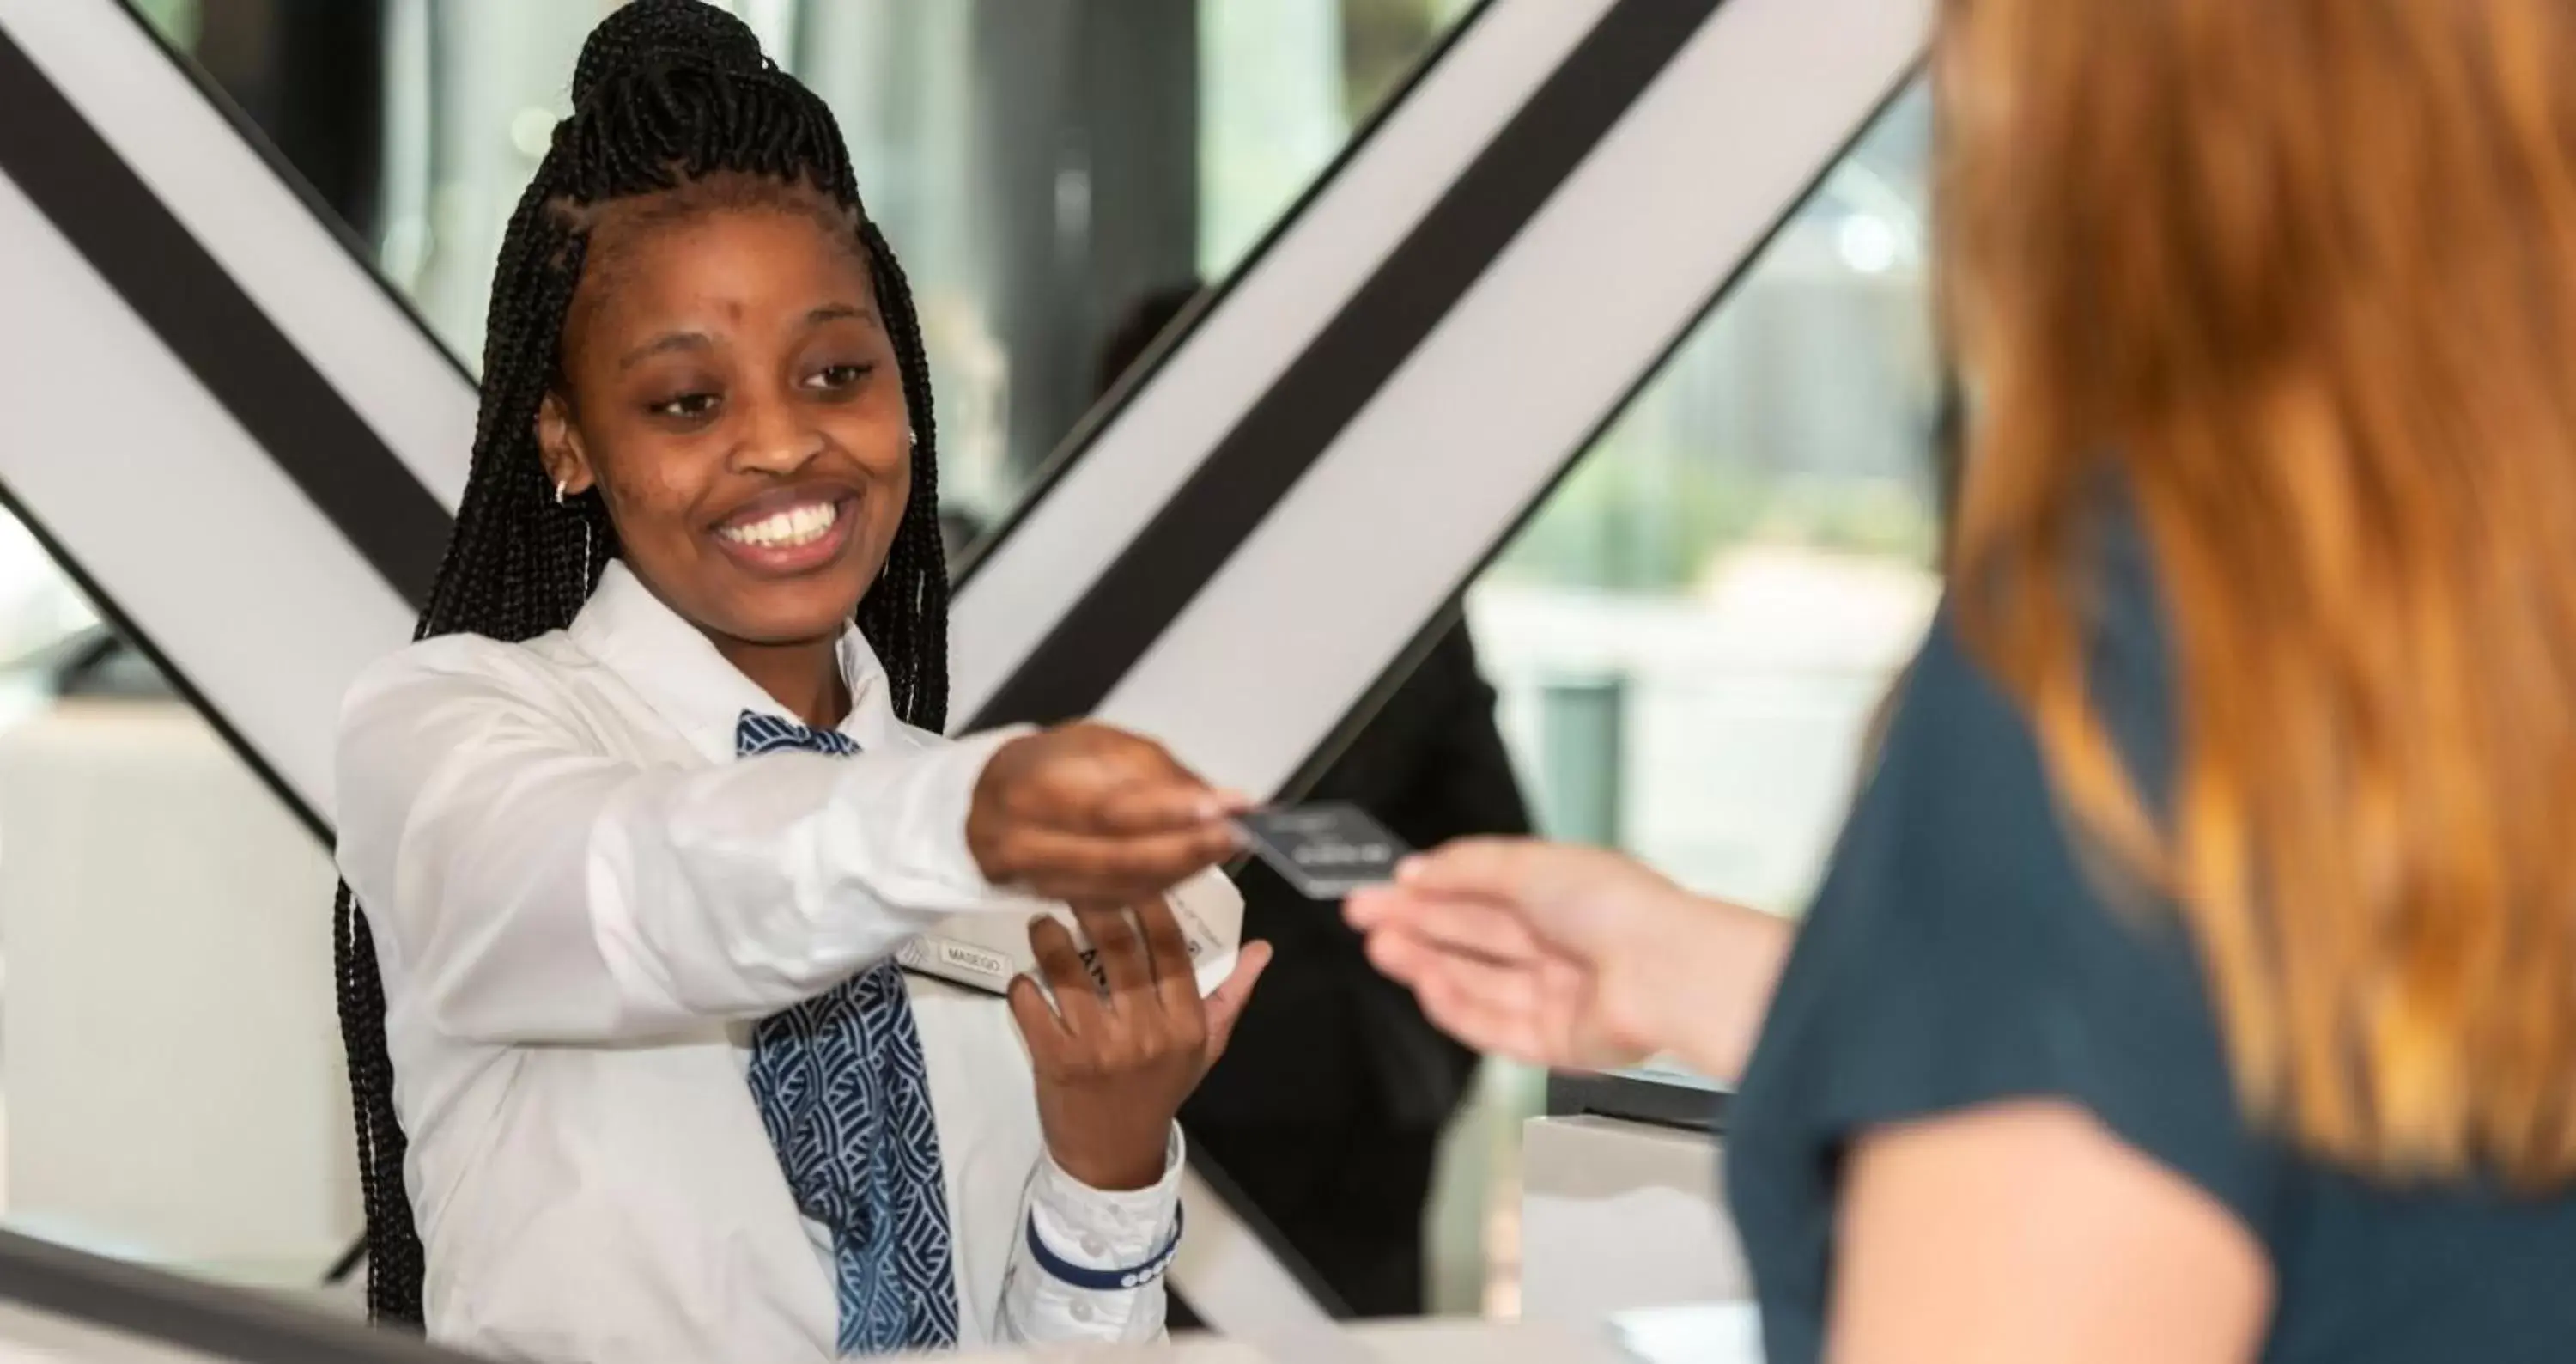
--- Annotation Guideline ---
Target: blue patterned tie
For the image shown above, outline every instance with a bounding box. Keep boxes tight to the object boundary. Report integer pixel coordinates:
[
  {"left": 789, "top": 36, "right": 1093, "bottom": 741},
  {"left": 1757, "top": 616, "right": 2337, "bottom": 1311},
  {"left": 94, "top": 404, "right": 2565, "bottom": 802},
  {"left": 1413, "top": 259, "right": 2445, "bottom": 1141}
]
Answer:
[{"left": 737, "top": 711, "right": 960, "bottom": 1354}]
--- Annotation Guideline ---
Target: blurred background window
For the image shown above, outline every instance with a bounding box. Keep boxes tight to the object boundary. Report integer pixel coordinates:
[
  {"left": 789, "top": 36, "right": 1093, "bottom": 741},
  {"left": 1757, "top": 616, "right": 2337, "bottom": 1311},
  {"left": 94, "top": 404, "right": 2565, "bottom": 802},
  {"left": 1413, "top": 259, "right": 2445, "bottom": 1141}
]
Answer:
[
  {"left": 1473, "top": 80, "right": 1939, "bottom": 917},
  {"left": 0, "top": 527, "right": 352, "bottom": 1294},
  {"left": 1416, "top": 80, "right": 1941, "bottom": 1316},
  {"left": 125, "top": 0, "right": 1478, "bottom": 538}
]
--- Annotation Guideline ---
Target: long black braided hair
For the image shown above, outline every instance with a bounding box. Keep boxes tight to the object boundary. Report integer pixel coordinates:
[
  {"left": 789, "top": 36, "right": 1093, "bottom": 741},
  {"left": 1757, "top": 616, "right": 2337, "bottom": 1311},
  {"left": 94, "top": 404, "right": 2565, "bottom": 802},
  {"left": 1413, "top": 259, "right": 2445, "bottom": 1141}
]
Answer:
[{"left": 331, "top": 0, "right": 949, "bottom": 1327}]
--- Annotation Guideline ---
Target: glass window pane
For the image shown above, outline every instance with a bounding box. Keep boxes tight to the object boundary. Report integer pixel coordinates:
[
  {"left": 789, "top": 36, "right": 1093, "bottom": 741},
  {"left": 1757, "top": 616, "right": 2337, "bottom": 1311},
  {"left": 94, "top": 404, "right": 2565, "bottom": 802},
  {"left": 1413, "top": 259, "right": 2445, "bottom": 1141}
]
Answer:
[
  {"left": 1475, "top": 80, "right": 1938, "bottom": 916},
  {"left": 1196, "top": 0, "right": 1474, "bottom": 273},
  {"left": 0, "top": 509, "right": 355, "bottom": 1300},
  {"left": 137, "top": 0, "right": 1477, "bottom": 555},
  {"left": 1313, "top": 80, "right": 1937, "bottom": 1318}
]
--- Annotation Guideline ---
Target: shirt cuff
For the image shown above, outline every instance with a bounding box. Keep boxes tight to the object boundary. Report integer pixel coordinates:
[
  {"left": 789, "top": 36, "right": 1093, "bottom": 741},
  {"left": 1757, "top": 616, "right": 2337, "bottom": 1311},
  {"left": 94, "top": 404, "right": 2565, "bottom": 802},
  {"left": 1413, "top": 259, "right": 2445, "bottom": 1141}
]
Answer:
[{"left": 1028, "top": 1126, "right": 1185, "bottom": 1273}]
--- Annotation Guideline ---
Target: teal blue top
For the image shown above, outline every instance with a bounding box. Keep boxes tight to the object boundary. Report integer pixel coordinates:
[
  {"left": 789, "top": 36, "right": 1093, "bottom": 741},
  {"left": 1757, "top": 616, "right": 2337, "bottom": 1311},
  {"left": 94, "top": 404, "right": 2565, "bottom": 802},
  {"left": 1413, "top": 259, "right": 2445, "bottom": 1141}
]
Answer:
[{"left": 1726, "top": 515, "right": 2576, "bottom": 1362}]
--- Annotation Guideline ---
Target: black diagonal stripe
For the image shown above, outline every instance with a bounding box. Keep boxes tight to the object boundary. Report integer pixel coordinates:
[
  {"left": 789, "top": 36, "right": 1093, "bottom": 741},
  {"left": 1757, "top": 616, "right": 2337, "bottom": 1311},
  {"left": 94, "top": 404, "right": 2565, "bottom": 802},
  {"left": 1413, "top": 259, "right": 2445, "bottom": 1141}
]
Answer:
[
  {"left": 0, "top": 28, "right": 448, "bottom": 609},
  {"left": 1278, "top": 68, "right": 1925, "bottom": 810},
  {"left": 969, "top": 0, "right": 1723, "bottom": 731}
]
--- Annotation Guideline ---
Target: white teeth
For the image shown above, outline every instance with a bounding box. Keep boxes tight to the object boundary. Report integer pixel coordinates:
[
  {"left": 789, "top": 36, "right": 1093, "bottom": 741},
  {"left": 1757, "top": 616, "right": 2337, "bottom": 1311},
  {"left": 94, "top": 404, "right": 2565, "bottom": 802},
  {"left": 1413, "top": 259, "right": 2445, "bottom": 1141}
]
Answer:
[{"left": 720, "top": 500, "right": 839, "bottom": 549}]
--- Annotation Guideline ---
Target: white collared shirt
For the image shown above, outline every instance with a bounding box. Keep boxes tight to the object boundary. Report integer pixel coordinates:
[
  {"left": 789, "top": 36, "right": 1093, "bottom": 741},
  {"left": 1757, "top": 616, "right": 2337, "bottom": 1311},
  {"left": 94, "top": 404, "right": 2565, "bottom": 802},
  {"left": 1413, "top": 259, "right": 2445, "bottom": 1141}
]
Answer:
[{"left": 333, "top": 563, "right": 1186, "bottom": 1364}]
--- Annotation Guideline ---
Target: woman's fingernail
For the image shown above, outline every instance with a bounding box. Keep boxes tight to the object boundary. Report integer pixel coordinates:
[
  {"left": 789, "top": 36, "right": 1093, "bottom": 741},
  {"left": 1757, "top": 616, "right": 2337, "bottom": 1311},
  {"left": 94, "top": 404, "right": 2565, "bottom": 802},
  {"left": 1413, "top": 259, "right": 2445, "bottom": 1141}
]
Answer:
[{"left": 1394, "top": 856, "right": 1426, "bottom": 884}]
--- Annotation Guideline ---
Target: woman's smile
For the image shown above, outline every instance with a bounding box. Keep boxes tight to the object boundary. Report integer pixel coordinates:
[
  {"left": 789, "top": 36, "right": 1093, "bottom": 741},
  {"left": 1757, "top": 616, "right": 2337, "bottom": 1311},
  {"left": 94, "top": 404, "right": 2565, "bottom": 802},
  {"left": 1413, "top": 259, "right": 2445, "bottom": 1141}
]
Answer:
[{"left": 709, "top": 486, "right": 860, "bottom": 577}]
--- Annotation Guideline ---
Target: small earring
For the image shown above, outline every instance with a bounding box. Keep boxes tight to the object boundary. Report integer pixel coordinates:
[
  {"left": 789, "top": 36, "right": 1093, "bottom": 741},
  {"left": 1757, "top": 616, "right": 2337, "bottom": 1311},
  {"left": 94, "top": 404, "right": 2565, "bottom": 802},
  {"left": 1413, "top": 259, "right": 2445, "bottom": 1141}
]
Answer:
[
  {"left": 556, "top": 479, "right": 593, "bottom": 586},
  {"left": 907, "top": 428, "right": 919, "bottom": 448}
]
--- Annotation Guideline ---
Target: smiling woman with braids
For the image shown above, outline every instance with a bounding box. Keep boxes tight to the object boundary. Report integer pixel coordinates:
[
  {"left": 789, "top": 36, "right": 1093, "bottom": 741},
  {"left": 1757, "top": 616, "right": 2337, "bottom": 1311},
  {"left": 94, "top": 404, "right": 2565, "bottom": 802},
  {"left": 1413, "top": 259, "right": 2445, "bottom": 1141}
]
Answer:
[{"left": 328, "top": 4, "right": 1267, "bottom": 1359}]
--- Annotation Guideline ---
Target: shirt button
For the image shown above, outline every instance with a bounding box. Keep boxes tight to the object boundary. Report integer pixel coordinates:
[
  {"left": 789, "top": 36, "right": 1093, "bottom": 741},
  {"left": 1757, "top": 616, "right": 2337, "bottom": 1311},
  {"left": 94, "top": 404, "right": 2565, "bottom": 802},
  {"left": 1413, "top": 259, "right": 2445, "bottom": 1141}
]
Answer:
[
  {"left": 1081, "top": 1234, "right": 1107, "bottom": 1257},
  {"left": 1071, "top": 1301, "right": 1096, "bottom": 1324}
]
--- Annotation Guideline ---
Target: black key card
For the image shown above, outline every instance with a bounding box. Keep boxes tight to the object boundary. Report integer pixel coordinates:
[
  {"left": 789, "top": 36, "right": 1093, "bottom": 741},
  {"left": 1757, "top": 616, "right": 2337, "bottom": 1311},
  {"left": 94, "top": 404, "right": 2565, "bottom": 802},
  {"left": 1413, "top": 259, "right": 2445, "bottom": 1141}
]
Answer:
[{"left": 1234, "top": 802, "right": 1411, "bottom": 899}]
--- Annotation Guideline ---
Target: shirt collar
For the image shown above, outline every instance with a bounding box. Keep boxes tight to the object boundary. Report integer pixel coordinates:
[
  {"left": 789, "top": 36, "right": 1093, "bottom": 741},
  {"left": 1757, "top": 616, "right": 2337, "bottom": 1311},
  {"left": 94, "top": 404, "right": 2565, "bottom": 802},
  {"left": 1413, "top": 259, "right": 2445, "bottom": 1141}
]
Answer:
[{"left": 567, "top": 559, "right": 892, "bottom": 764}]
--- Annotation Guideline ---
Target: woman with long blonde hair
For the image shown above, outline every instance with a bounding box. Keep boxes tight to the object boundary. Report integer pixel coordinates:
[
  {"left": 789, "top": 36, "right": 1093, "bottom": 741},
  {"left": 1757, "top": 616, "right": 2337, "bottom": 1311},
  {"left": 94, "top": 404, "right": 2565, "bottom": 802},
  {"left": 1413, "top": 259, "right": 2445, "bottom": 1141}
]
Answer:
[{"left": 1349, "top": 1, "right": 2576, "bottom": 1359}]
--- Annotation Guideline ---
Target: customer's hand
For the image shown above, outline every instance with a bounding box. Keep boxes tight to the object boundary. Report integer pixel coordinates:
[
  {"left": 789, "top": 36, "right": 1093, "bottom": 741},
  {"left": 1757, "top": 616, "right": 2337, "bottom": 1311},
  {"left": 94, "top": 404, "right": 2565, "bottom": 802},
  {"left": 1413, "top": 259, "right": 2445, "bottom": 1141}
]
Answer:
[
  {"left": 1010, "top": 899, "right": 1272, "bottom": 1190},
  {"left": 968, "top": 722, "right": 1247, "bottom": 903},
  {"left": 1346, "top": 838, "right": 1789, "bottom": 1082}
]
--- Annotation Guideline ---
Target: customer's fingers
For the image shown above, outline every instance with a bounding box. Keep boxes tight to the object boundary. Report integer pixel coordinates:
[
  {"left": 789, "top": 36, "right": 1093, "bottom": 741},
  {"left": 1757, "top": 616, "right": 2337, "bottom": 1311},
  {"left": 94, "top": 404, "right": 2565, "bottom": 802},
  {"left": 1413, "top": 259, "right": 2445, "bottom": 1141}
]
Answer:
[
  {"left": 1346, "top": 887, "right": 1552, "bottom": 967},
  {"left": 1394, "top": 837, "right": 1550, "bottom": 904},
  {"left": 1367, "top": 926, "right": 1538, "bottom": 1011},
  {"left": 1385, "top": 942, "right": 1561, "bottom": 1065},
  {"left": 1365, "top": 923, "right": 1552, "bottom": 1034}
]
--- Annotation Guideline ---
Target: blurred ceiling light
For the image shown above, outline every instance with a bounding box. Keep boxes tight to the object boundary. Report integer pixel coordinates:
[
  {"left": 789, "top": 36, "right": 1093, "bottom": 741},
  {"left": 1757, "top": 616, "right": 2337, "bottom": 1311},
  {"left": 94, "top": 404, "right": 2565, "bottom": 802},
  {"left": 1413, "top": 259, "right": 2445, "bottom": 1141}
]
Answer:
[
  {"left": 510, "top": 107, "right": 556, "bottom": 161},
  {"left": 1837, "top": 213, "right": 1899, "bottom": 275}
]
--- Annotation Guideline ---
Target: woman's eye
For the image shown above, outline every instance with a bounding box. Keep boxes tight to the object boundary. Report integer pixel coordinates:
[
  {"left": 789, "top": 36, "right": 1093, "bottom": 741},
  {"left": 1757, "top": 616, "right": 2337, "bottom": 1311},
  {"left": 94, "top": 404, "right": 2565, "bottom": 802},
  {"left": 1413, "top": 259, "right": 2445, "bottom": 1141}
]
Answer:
[
  {"left": 805, "top": 362, "right": 872, "bottom": 393},
  {"left": 649, "top": 392, "right": 720, "bottom": 420}
]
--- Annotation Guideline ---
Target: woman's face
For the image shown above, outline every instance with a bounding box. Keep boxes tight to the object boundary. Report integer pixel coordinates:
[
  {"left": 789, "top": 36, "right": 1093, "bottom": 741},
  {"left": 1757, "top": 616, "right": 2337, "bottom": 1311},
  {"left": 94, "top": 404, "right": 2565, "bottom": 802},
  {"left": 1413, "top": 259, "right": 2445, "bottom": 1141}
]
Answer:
[{"left": 538, "top": 190, "right": 908, "bottom": 650}]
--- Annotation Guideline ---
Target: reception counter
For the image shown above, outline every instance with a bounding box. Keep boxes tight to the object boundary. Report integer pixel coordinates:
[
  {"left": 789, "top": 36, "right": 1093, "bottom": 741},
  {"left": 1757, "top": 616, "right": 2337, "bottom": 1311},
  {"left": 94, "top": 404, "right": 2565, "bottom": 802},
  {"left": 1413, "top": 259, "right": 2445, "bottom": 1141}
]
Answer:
[
  {"left": 1521, "top": 1064, "right": 1747, "bottom": 1331},
  {"left": 930, "top": 1306, "right": 1761, "bottom": 1362}
]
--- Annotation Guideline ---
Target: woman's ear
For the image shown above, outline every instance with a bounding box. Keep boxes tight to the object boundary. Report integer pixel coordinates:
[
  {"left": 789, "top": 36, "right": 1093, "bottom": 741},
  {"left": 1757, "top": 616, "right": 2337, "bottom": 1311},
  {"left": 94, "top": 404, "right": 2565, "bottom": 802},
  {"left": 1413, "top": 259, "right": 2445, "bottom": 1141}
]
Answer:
[{"left": 536, "top": 392, "right": 597, "bottom": 497}]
